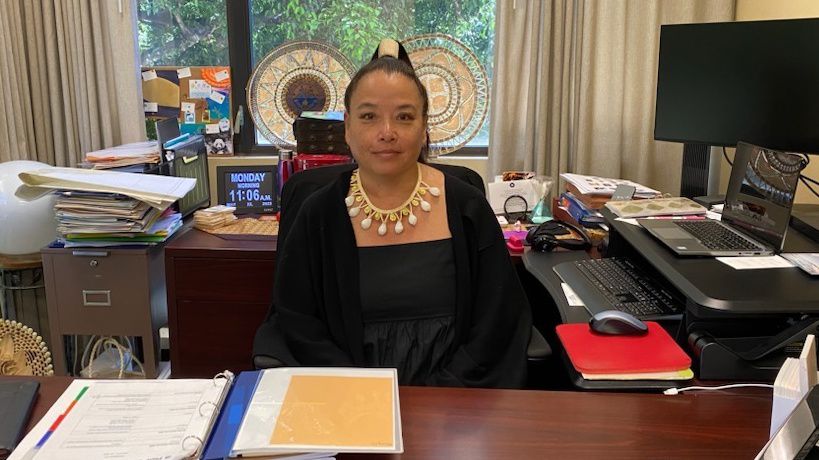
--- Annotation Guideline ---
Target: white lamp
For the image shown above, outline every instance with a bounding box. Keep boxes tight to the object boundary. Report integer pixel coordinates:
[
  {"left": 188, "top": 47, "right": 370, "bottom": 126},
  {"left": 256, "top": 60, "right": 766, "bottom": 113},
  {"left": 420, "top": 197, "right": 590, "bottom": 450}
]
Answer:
[{"left": 0, "top": 161, "right": 57, "bottom": 256}]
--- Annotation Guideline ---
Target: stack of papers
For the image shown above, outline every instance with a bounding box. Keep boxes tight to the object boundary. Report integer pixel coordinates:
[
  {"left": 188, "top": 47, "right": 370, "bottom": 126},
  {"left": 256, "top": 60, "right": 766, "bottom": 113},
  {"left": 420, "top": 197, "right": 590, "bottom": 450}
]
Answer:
[
  {"left": 84, "top": 141, "right": 161, "bottom": 169},
  {"left": 561, "top": 173, "right": 660, "bottom": 198},
  {"left": 16, "top": 168, "right": 194, "bottom": 247},
  {"left": 556, "top": 322, "right": 693, "bottom": 381},
  {"left": 193, "top": 205, "right": 237, "bottom": 231}
]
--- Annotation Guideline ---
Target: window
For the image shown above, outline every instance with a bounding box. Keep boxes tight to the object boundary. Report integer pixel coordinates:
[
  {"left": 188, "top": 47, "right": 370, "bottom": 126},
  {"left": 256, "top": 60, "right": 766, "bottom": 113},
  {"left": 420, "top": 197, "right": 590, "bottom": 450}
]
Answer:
[{"left": 138, "top": 0, "right": 494, "bottom": 155}]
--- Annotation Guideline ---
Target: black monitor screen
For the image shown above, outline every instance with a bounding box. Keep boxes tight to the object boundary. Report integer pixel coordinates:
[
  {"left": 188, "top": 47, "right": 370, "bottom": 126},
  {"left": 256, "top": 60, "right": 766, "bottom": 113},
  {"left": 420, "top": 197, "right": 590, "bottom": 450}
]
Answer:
[
  {"left": 655, "top": 18, "right": 819, "bottom": 153},
  {"left": 217, "top": 165, "right": 277, "bottom": 214}
]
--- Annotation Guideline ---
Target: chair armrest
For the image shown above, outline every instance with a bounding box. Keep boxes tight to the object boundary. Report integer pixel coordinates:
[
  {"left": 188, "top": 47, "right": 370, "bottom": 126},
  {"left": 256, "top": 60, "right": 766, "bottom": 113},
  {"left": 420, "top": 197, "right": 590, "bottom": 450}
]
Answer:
[{"left": 527, "top": 326, "right": 552, "bottom": 361}]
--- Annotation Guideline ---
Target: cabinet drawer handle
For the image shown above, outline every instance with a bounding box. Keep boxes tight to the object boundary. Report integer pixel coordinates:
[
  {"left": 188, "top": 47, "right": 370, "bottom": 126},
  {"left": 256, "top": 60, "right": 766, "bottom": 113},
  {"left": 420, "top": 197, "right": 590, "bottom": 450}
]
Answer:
[
  {"left": 72, "top": 250, "right": 109, "bottom": 257},
  {"left": 82, "top": 290, "right": 111, "bottom": 307}
]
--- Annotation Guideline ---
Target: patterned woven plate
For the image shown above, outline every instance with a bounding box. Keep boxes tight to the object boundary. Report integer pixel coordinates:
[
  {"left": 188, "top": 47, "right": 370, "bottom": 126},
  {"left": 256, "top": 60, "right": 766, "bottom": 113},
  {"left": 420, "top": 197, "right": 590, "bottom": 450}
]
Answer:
[
  {"left": 247, "top": 41, "right": 356, "bottom": 147},
  {"left": 403, "top": 34, "right": 489, "bottom": 156}
]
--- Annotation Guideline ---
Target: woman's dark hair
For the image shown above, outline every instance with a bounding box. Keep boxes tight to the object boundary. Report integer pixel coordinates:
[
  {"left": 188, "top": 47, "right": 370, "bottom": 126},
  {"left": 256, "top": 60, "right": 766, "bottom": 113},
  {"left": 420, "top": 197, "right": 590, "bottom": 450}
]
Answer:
[{"left": 344, "top": 54, "right": 430, "bottom": 162}]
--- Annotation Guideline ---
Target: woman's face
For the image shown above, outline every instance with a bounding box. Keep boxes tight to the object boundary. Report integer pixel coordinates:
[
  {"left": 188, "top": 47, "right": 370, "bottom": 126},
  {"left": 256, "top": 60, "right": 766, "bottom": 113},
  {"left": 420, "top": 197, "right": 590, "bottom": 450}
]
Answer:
[{"left": 345, "top": 70, "right": 427, "bottom": 178}]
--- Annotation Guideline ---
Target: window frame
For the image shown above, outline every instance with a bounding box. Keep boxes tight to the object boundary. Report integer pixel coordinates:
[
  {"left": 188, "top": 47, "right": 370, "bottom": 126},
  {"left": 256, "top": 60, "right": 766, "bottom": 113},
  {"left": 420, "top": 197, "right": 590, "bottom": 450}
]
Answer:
[{"left": 224, "top": 0, "right": 488, "bottom": 158}]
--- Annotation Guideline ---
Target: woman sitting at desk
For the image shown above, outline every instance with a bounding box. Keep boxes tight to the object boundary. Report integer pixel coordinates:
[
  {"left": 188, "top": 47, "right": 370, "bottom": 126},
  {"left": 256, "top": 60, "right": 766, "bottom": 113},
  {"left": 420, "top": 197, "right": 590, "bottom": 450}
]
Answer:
[{"left": 266, "top": 39, "right": 531, "bottom": 388}]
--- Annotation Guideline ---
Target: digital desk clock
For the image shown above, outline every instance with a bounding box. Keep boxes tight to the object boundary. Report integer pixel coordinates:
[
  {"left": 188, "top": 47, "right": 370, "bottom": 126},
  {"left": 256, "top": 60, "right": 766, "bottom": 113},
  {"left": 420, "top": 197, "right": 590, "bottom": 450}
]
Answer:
[{"left": 216, "top": 165, "right": 278, "bottom": 214}]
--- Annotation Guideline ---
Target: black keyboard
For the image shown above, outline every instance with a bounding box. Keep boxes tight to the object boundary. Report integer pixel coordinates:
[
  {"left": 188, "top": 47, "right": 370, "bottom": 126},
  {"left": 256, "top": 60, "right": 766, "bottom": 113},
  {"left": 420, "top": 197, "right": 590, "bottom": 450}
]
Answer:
[
  {"left": 568, "top": 258, "right": 683, "bottom": 319},
  {"left": 673, "top": 220, "right": 762, "bottom": 251}
]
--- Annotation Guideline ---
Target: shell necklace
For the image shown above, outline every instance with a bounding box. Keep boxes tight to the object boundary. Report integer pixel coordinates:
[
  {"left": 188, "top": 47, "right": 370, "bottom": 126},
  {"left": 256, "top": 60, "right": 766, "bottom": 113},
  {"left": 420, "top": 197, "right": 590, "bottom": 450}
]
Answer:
[{"left": 345, "top": 164, "right": 440, "bottom": 236}]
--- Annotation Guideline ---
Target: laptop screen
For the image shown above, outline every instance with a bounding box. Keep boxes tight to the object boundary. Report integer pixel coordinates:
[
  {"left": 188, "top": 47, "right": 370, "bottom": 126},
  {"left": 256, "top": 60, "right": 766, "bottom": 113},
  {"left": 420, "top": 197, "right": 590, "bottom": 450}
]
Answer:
[{"left": 723, "top": 142, "right": 804, "bottom": 251}]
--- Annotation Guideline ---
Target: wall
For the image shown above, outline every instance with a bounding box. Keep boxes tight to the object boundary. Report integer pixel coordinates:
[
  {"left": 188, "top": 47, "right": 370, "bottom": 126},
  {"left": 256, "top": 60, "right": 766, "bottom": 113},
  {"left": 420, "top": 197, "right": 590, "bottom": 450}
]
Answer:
[{"left": 719, "top": 0, "right": 819, "bottom": 204}]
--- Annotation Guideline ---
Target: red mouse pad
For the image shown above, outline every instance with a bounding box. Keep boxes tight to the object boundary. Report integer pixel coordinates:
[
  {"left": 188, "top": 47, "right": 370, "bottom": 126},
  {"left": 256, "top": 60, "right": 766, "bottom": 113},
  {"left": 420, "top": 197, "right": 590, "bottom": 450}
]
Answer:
[{"left": 556, "top": 322, "right": 691, "bottom": 374}]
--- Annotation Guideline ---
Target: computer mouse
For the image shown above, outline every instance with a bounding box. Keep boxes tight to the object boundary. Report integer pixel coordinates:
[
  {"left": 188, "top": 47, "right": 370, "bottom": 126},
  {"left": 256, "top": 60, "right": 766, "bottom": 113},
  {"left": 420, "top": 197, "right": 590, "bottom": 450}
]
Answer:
[{"left": 588, "top": 310, "right": 648, "bottom": 335}]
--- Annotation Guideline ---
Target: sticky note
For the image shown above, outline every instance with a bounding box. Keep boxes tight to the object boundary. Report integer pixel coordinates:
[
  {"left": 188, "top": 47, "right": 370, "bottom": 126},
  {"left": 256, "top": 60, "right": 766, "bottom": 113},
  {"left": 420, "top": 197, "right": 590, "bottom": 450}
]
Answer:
[
  {"left": 177, "top": 67, "right": 192, "bottom": 79},
  {"left": 141, "top": 69, "right": 158, "bottom": 81},
  {"left": 143, "top": 102, "right": 158, "bottom": 112}
]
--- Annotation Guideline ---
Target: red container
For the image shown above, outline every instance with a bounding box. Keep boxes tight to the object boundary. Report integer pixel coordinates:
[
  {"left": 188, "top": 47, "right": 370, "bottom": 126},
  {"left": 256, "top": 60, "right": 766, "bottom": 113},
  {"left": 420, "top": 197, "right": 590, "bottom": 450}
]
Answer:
[{"left": 293, "top": 154, "right": 353, "bottom": 172}]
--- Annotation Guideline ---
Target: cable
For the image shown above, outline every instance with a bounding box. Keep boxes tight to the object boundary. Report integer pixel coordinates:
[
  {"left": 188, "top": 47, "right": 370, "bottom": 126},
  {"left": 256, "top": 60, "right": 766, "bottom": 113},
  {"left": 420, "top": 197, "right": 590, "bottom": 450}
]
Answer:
[
  {"left": 722, "top": 146, "right": 732, "bottom": 167},
  {"left": 663, "top": 383, "right": 774, "bottom": 395},
  {"left": 800, "top": 175, "right": 819, "bottom": 198}
]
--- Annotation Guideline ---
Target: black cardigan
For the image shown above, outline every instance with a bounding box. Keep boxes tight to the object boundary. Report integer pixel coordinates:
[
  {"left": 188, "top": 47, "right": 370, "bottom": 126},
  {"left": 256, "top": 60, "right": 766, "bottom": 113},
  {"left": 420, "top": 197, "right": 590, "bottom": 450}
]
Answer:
[{"left": 262, "top": 169, "right": 531, "bottom": 388}]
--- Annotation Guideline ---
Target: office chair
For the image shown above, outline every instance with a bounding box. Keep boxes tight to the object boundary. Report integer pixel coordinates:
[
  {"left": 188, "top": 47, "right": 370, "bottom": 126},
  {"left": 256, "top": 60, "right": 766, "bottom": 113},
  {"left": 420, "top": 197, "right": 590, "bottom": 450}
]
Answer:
[
  {"left": 253, "top": 163, "right": 551, "bottom": 369},
  {"left": 0, "top": 319, "right": 54, "bottom": 376}
]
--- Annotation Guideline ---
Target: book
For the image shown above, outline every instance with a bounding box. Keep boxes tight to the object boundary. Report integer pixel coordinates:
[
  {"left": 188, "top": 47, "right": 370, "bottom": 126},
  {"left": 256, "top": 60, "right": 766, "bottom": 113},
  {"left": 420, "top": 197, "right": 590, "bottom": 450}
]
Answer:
[
  {"left": 605, "top": 197, "right": 706, "bottom": 219},
  {"left": 558, "top": 192, "right": 606, "bottom": 226},
  {"left": 10, "top": 372, "right": 234, "bottom": 460},
  {"left": 230, "top": 367, "right": 403, "bottom": 458},
  {"left": 556, "top": 322, "right": 691, "bottom": 375},
  {"left": 0, "top": 380, "right": 38, "bottom": 460}
]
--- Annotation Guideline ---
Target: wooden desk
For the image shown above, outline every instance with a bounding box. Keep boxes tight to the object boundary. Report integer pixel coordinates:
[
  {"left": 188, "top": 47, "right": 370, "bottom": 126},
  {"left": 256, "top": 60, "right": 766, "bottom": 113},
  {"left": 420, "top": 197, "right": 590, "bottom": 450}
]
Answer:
[
  {"left": 164, "top": 228, "right": 276, "bottom": 378},
  {"left": 18, "top": 376, "right": 770, "bottom": 459}
]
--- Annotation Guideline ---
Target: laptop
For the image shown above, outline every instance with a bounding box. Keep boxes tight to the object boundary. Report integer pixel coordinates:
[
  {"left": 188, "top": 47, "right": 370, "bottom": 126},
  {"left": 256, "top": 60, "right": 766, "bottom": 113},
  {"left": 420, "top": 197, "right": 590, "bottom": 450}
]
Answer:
[{"left": 639, "top": 142, "right": 805, "bottom": 256}]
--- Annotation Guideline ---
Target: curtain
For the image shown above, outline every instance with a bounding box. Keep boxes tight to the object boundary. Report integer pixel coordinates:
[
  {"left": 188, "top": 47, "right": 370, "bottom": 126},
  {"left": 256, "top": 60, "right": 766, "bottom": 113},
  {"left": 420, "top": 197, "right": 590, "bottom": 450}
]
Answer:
[
  {"left": 0, "top": 0, "right": 144, "bottom": 166},
  {"left": 488, "top": 0, "right": 735, "bottom": 195}
]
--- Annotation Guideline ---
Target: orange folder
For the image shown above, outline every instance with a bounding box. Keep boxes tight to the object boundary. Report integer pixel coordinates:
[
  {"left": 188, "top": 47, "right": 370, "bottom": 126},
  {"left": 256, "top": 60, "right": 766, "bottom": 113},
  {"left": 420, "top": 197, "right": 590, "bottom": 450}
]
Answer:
[{"left": 556, "top": 321, "right": 691, "bottom": 374}]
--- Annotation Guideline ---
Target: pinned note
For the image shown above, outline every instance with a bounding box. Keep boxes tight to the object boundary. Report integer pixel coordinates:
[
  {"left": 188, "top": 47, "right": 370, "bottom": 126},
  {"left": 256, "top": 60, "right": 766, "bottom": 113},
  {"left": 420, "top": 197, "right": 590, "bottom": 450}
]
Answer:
[
  {"left": 177, "top": 67, "right": 192, "bottom": 79},
  {"left": 214, "top": 69, "right": 230, "bottom": 82},
  {"left": 141, "top": 69, "right": 158, "bottom": 81},
  {"left": 209, "top": 91, "right": 226, "bottom": 104},
  {"left": 143, "top": 102, "right": 159, "bottom": 113},
  {"left": 190, "top": 79, "right": 212, "bottom": 98},
  {"left": 206, "top": 124, "right": 220, "bottom": 134}
]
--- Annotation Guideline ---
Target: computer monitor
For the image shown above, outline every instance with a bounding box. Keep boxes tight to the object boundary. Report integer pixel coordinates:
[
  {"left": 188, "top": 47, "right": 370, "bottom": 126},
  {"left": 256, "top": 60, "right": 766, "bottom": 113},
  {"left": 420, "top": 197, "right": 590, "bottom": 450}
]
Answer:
[{"left": 654, "top": 18, "right": 819, "bottom": 197}]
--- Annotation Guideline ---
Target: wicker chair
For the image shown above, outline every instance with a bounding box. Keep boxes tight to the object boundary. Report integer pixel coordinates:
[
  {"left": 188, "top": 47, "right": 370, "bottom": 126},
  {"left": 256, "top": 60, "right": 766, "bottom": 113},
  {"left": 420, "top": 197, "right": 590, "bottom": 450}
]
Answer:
[{"left": 0, "top": 319, "right": 54, "bottom": 376}]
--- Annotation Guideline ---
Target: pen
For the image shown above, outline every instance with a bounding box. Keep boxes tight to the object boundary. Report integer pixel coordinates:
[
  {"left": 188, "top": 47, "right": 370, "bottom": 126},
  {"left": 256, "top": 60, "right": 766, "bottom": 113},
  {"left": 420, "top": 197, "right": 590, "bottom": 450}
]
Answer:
[{"left": 21, "top": 385, "right": 90, "bottom": 460}]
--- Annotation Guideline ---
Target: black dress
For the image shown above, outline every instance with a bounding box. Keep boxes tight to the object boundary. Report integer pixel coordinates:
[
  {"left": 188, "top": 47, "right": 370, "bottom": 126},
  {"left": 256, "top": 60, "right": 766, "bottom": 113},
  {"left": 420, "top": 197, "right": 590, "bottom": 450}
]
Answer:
[{"left": 358, "top": 239, "right": 456, "bottom": 385}]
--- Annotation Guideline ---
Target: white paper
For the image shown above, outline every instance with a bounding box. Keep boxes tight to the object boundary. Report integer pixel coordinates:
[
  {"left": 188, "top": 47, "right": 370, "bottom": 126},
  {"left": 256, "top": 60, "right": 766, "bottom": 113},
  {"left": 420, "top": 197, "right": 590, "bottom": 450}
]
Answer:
[
  {"left": 782, "top": 253, "right": 819, "bottom": 275},
  {"left": 190, "top": 79, "right": 212, "bottom": 98},
  {"left": 205, "top": 123, "right": 220, "bottom": 134},
  {"left": 143, "top": 102, "right": 158, "bottom": 113},
  {"left": 717, "top": 256, "right": 795, "bottom": 270},
  {"left": 181, "top": 102, "right": 196, "bottom": 113},
  {"left": 214, "top": 69, "right": 230, "bottom": 81},
  {"left": 209, "top": 90, "right": 226, "bottom": 104},
  {"left": 141, "top": 69, "right": 157, "bottom": 81},
  {"left": 218, "top": 118, "right": 231, "bottom": 132},
  {"left": 18, "top": 167, "right": 196, "bottom": 210},
  {"left": 561, "top": 283, "right": 585, "bottom": 307},
  {"left": 616, "top": 217, "right": 640, "bottom": 226},
  {"left": 177, "top": 66, "right": 192, "bottom": 78},
  {"left": 560, "top": 173, "right": 659, "bottom": 198},
  {"left": 9, "top": 378, "right": 231, "bottom": 460}
]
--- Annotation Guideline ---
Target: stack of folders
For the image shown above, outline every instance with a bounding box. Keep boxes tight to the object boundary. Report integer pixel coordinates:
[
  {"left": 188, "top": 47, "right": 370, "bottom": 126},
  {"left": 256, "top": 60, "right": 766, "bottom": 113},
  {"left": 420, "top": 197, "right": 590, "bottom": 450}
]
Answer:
[
  {"left": 83, "top": 141, "right": 161, "bottom": 169},
  {"left": 55, "top": 191, "right": 183, "bottom": 247},
  {"left": 556, "top": 322, "right": 693, "bottom": 381},
  {"left": 770, "top": 335, "right": 818, "bottom": 437},
  {"left": 203, "top": 367, "right": 403, "bottom": 460},
  {"left": 16, "top": 168, "right": 195, "bottom": 248},
  {"left": 560, "top": 173, "right": 660, "bottom": 210}
]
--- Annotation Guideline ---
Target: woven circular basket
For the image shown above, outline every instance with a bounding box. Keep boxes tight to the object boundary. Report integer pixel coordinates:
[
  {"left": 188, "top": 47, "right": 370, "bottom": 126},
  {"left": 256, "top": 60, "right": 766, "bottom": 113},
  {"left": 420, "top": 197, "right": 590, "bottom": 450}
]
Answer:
[{"left": 0, "top": 319, "right": 54, "bottom": 376}]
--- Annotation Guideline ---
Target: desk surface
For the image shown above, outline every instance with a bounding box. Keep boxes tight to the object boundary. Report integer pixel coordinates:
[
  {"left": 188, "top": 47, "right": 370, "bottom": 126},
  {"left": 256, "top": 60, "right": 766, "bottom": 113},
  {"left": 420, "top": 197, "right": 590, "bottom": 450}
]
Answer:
[
  {"left": 603, "top": 208, "right": 819, "bottom": 314},
  {"left": 15, "top": 375, "right": 770, "bottom": 459}
]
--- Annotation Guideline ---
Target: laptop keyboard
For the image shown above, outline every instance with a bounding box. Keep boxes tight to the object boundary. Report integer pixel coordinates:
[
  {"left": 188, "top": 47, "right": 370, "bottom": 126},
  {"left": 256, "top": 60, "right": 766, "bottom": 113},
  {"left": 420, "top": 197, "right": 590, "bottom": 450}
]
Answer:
[
  {"left": 673, "top": 220, "right": 762, "bottom": 251},
  {"left": 574, "top": 258, "right": 682, "bottom": 318}
]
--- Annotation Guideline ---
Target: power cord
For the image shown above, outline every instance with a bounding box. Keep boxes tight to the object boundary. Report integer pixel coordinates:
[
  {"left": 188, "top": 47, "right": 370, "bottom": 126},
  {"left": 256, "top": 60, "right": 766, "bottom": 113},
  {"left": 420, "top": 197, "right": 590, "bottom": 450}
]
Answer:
[{"left": 663, "top": 383, "right": 774, "bottom": 395}]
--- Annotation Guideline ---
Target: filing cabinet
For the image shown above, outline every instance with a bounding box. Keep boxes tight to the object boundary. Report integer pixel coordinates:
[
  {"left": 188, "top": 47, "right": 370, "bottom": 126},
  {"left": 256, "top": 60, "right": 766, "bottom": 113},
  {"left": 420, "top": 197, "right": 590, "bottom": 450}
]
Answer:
[{"left": 41, "top": 245, "right": 167, "bottom": 377}]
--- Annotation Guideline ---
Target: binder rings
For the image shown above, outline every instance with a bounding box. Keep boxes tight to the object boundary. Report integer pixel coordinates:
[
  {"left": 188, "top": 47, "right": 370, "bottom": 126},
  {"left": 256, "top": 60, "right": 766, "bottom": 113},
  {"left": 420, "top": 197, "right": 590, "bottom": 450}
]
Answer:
[{"left": 10, "top": 372, "right": 233, "bottom": 460}]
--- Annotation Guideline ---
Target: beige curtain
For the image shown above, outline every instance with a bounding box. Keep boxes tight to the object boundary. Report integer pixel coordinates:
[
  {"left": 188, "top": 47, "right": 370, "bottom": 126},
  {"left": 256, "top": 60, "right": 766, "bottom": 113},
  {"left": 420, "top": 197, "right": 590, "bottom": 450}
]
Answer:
[
  {"left": 0, "top": 0, "right": 144, "bottom": 166},
  {"left": 489, "top": 0, "right": 735, "bottom": 195}
]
